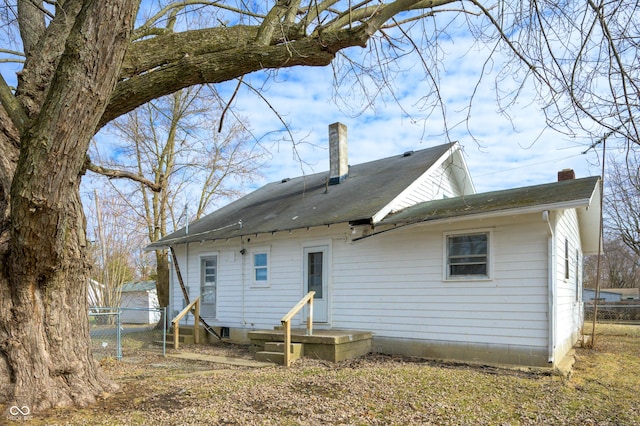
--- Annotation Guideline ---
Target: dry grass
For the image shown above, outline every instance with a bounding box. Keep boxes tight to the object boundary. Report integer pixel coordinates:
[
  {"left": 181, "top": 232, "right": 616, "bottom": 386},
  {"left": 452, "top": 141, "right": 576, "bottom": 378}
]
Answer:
[{"left": 17, "top": 324, "right": 640, "bottom": 425}]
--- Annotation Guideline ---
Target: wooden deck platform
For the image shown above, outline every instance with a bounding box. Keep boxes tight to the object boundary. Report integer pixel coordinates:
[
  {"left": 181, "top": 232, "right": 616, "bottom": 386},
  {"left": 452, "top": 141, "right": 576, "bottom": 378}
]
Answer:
[{"left": 248, "top": 329, "right": 372, "bottom": 363}]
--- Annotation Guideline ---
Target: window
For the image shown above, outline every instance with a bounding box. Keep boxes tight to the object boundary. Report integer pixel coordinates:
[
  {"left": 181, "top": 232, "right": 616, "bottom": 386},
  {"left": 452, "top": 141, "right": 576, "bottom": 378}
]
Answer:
[
  {"left": 251, "top": 248, "right": 270, "bottom": 287},
  {"left": 446, "top": 232, "right": 489, "bottom": 279}
]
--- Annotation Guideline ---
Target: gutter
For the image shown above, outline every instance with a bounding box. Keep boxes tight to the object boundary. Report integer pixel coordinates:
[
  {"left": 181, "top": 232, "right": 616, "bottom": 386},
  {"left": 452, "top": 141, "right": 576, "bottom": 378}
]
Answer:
[
  {"left": 542, "top": 210, "right": 555, "bottom": 364},
  {"left": 353, "top": 198, "right": 592, "bottom": 243}
]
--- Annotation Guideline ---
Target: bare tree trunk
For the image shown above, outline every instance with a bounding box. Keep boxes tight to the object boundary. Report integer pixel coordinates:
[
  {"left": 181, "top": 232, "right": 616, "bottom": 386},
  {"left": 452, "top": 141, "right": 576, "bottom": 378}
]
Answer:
[
  {"left": 155, "top": 250, "right": 170, "bottom": 329},
  {"left": 0, "top": 0, "right": 139, "bottom": 412},
  {"left": 0, "top": 190, "right": 116, "bottom": 411}
]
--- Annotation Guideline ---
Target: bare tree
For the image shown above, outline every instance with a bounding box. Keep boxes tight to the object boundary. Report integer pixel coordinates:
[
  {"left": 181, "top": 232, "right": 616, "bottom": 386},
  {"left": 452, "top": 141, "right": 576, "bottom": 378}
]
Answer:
[
  {"left": 0, "top": 0, "right": 637, "bottom": 413},
  {"left": 584, "top": 238, "right": 640, "bottom": 289},
  {"left": 605, "top": 154, "right": 640, "bottom": 256},
  {"left": 86, "top": 191, "right": 139, "bottom": 310},
  {"left": 88, "top": 85, "right": 264, "bottom": 321}
]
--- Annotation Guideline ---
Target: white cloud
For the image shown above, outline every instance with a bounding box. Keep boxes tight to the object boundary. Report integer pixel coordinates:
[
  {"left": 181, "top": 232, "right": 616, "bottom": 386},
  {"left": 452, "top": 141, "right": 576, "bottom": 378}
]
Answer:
[{"left": 226, "top": 31, "right": 601, "bottom": 195}]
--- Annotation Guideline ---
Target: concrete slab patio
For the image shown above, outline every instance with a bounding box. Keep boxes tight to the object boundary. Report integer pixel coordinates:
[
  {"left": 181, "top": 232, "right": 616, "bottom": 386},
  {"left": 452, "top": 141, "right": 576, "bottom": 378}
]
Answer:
[{"left": 167, "top": 352, "right": 274, "bottom": 368}]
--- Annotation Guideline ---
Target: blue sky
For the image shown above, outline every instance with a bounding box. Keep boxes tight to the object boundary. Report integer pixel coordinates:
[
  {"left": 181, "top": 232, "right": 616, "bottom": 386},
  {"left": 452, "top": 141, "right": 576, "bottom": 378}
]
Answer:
[
  {"left": 221, "top": 36, "right": 602, "bottom": 195},
  {"left": 0, "top": 7, "right": 603, "bottom": 199}
]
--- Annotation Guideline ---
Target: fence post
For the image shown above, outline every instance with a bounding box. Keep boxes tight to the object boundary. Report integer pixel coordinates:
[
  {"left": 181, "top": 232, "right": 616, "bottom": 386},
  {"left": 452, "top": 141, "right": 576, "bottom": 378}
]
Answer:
[
  {"left": 116, "top": 310, "right": 122, "bottom": 361},
  {"left": 162, "top": 307, "right": 167, "bottom": 357}
]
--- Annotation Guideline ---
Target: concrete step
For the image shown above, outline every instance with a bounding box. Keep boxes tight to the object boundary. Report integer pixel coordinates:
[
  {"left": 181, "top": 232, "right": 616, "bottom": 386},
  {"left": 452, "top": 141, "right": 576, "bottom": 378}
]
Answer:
[
  {"left": 265, "top": 342, "right": 304, "bottom": 357},
  {"left": 170, "top": 326, "right": 208, "bottom": 337},
  {"left": 166, "top": 334, "right": 194, "bottom": 345},
  {"left": 255, "top": 342, "right": 303, "bottom": 365},
  {"left": 255, "top": 351, "right": 286, "bottom": 364}
]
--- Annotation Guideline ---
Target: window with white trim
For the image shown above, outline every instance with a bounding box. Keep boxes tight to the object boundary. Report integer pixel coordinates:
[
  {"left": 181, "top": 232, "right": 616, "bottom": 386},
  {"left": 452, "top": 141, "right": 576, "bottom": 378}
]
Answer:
[
  {"left": 251, "top": 248, "right": 270, "bottom": 287},
  {"left": 446, "top": 232, "right": 490, "bottom": 279}
]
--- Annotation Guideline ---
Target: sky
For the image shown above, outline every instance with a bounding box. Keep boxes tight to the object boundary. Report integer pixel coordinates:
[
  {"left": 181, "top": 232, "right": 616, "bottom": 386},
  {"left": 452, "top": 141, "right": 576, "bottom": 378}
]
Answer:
[
  {"left": 219, "top": 36, "right": 602, "bottom": 196},
  {"left": 0, "top": 5, "right": 605, "bottom": 200}
]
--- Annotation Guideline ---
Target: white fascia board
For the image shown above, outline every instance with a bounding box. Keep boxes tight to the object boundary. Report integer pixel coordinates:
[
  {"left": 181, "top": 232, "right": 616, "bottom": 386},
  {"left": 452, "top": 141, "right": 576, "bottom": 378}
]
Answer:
[
  {"left": 355, "top": 198, "right": 594, "bottom": 244},
  {"left": 453, "top": 148, "right": 476, "bottom": 195},
  {"left": 578, "top": 182, "right": 602, "bottom": 255},
  {"left": 420, "top": 199, "right": 591, "bottom": 227},
  {"left": 371, "top": 143, "right": 467, "bottom": 224}
]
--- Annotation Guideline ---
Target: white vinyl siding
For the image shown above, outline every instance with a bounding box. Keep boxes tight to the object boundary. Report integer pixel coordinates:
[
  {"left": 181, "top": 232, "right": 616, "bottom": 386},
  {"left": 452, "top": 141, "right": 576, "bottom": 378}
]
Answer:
[
  {"left": 330, "top": 214, "right": 549, "bottom": 349},
  {"left": 169, "top": 208, "right": 583, "bottom": 365},
  {"left": 553, "top": 209, "right": 584, "bottom": 360},
  {"left": 391, "top": 161, "right": 465, "bottom": 212}
]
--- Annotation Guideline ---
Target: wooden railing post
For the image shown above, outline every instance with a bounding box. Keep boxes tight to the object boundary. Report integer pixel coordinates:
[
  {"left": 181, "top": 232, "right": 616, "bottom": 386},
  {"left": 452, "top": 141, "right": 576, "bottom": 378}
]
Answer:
[
  {"left": 193, "top": 298, "right": 200, "bottom": 345},
  {"left": 307, "top": 297, "right": 313, "bottom": 336},
  {"left": 174, "top": 322, "right": 179, "bottom": 350},
  {"left": 170, "top": 297, "right": 201, "bottom": 350},
  {"left": 280, "top": 291, "right": 315, "bottom": 367},
  {"left": 283, "top": 319, "right": 292, "bottom": 367}
]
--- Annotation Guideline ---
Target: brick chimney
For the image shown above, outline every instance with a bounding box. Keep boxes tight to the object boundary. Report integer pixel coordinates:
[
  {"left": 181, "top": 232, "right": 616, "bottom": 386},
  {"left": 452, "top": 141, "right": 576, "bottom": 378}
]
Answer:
[
  {"left": 558, "top": 169, "right": 575, "bottom": 181},
  {"left": 329, "top": 122, "right": 348, "bottom": 185}
]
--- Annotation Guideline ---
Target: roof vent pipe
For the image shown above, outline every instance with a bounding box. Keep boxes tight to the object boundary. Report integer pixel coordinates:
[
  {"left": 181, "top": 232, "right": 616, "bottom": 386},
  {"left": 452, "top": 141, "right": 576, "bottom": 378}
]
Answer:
[{"left": 329, "top": 122, "right": 348, "bottom": 185}]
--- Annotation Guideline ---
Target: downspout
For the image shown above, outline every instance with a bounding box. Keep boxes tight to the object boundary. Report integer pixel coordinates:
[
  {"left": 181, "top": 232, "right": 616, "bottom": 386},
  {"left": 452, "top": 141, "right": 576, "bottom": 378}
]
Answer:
[
  {"left": 543, "top": 210, "right": 555, "bottom": 363},
  {"left": 186, "top": 242, "right": 190, "bottom": 324},
  {"left": 241, "top": 238, "right": 246, "bottom": 327},
  {"left": 168, "top": 252, "right": 173, "bottom": 326}
]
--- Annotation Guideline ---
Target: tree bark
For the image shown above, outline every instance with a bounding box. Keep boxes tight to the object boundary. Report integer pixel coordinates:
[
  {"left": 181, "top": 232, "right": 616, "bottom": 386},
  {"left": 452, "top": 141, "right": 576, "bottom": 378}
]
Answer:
[
  {"left": 156, "top": 250, "right": 170, "bottom": 328},
  {"left": 0, "top": 0, "right": 139, "bottom": 412}
]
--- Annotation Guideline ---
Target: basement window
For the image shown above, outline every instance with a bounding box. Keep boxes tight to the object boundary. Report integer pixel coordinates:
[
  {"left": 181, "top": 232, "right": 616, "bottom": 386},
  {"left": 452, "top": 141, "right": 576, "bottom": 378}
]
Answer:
[{"left": 445, "top": 231, "right": 491, "bottom": 280}]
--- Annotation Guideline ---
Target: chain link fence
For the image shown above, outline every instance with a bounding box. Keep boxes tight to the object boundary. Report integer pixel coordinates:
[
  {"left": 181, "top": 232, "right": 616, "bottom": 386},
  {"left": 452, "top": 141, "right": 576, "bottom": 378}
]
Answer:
[
  {"left": 584, "top": 302, "right": 640, "bottom": 325},
  {"left": 89, "top": 307, "right": 167, "bottom": 361}
]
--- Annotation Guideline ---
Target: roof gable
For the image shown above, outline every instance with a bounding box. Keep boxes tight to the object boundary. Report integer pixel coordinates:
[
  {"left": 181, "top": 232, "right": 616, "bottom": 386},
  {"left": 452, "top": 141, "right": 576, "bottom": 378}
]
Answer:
[{"left": 149, "top": 142, "right": 457, "bottom": 248}]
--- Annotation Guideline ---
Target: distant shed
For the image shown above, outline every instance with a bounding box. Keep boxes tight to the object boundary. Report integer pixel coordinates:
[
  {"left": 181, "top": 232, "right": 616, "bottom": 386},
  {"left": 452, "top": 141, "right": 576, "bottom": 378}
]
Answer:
[{"left": 120, "top": 281, "right": 160, "bottom": 324}]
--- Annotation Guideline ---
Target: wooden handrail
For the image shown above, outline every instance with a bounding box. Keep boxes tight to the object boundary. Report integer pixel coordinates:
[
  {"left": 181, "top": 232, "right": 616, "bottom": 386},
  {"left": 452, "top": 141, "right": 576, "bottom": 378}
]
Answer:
[
  {"left": 280, "top": 291, "right": 315, "bottom": 367},
  {"left": 171, "top": 297, "right": 201, "bottom": 350}
]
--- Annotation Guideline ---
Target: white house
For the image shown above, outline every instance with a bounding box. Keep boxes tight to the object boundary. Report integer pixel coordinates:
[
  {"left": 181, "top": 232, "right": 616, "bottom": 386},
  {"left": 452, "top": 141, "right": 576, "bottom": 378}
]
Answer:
[{"left": 148, "top": 123, "right": 601, "bottom": 368}]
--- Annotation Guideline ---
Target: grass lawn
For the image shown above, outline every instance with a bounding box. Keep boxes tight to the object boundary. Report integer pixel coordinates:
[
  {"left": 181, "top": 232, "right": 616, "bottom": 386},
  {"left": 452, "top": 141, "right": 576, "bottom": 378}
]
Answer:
[{"left": 20, "top": 324, "right": 640, "bottom": 425}]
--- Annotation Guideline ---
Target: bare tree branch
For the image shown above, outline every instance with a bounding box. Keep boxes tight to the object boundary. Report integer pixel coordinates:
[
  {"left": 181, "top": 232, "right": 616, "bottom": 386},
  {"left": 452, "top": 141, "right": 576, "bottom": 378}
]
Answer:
[
  {"left": 86, "top": 159, "right": 163, "bottom": 192},
  {"left": 0, "top": 73, "right": 28, "bottom": 134}
]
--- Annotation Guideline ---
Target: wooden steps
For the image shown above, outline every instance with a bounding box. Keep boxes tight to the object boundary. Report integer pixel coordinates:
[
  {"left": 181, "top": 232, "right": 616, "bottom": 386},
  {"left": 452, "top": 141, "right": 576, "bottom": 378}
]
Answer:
[{"left": 255, "top": 342, "right": 304, "bottom": 365}]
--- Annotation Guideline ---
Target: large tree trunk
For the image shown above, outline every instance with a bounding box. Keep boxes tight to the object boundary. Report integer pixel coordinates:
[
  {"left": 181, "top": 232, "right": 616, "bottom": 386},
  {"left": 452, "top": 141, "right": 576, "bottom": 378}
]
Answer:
[
  {"left": 0, "top": 191, "right": 115, "bottom": 412},
  {"left": 155, "top": 250, "right": 170, "bottom": 329},
  {"left": 0, "top": 0, "right": 139, "bottom": 412}
]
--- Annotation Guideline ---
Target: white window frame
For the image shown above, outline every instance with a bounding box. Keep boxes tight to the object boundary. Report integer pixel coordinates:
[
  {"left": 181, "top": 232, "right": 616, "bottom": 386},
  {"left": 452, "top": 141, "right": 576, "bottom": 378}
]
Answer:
[
  {"left": 444, "top": 229, "right": 492, "bottom": 281},
  {"left": 250, "top": 247, "right": 270, "bottom": 288}
]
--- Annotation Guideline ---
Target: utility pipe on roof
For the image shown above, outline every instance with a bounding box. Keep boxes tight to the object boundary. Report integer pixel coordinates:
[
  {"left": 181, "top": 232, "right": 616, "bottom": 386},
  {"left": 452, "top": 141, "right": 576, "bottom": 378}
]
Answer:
[{"left": 543, "top": 210, "right": 556, "bottom": 364}]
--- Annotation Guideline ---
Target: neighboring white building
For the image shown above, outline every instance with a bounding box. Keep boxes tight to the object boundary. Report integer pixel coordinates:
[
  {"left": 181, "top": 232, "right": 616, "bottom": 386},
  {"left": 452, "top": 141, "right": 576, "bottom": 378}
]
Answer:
[
  {"left": 120, "top": 281, "right": 160, "bottom": 324},
  {"left": 149, "top": 123, "right": 601, "bottom": 368},
  {"left": 87, "top": 279, "right": 104, "bottom": 307}
]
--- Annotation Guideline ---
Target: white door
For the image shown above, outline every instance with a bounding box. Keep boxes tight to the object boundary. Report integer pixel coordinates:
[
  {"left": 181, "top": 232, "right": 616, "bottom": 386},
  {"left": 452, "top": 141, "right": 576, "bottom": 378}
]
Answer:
[
  {"left": 303, "top": 246, "right": 329, "bottom": 323},
  {"left": 200, "top": 256, "right": 217, "bottom": 318}
]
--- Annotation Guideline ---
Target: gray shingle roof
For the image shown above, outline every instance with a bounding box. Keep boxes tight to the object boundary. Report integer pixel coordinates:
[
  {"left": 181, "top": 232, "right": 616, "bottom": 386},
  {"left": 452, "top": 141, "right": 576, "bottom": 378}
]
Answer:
[
  {"left": 148, "top": 143, "right": 455, "bottom": 249},
  {"left": 380, "top": 176, "right": 601, "bottom": 226},
  {"left": 120, "top": 281, "right": 157, "bottom": 292}
]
